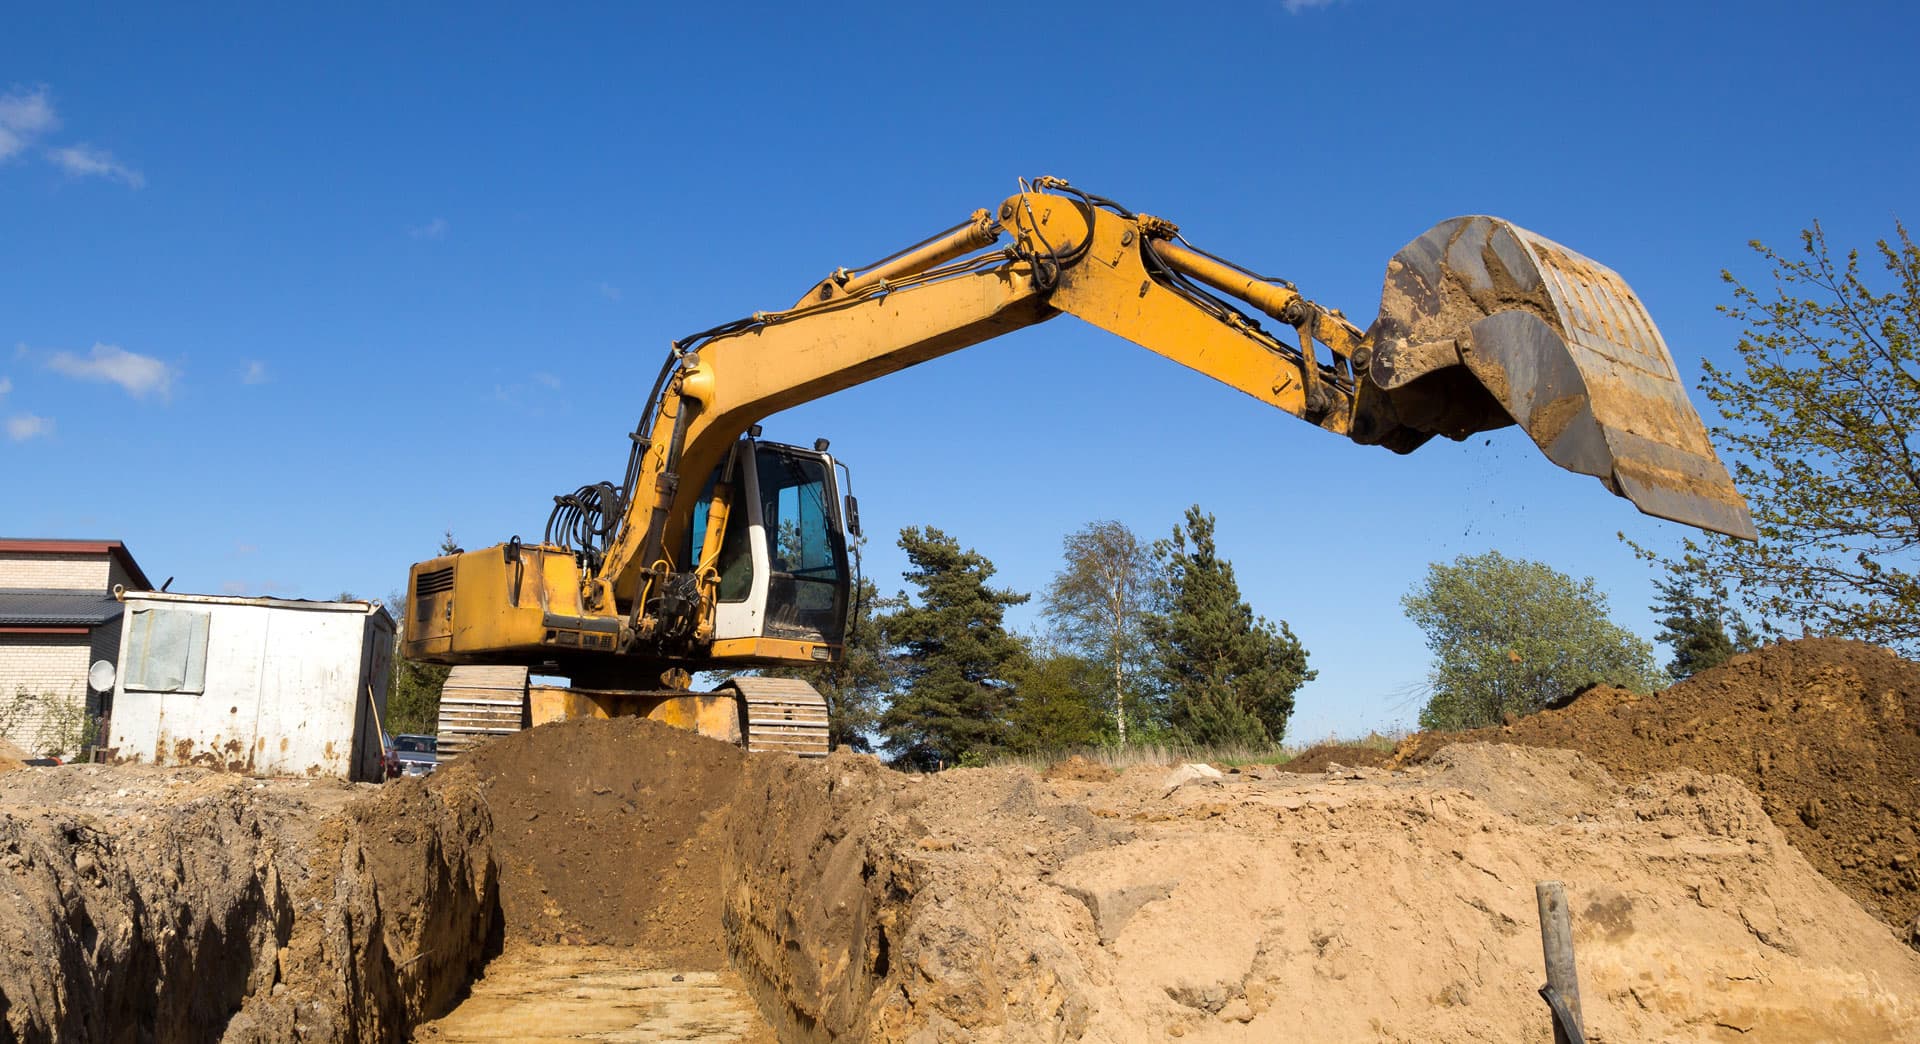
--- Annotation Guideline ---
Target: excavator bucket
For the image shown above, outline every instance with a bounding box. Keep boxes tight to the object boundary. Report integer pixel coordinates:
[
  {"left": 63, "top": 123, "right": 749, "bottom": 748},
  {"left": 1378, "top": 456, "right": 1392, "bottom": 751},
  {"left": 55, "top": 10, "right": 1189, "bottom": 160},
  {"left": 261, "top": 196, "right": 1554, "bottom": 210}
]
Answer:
[{"left": 1365, "top": 216, "right": 1756, "bottom": 540}]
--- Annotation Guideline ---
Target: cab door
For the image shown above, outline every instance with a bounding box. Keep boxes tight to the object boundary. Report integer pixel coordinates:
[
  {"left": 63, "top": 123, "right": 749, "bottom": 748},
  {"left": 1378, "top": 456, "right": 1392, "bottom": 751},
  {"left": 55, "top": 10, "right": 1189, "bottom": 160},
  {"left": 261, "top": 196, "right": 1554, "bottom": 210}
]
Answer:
[{"left": 687, "top": 442, "right": 768, "bottom": 642}]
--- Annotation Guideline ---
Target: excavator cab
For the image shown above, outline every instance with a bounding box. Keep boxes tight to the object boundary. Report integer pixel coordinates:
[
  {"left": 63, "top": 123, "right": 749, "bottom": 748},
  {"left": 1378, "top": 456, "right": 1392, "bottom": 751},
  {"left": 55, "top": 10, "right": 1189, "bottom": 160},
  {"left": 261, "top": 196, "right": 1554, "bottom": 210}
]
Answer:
[{"left": 691, "top": 437, "right": 852, "bottom": 649}]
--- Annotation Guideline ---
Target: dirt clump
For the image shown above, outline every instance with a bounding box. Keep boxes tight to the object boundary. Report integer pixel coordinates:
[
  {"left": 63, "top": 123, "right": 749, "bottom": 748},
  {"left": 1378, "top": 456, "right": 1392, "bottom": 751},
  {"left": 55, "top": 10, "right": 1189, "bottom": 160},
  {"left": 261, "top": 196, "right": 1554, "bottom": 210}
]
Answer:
[
  {"left": 449, "top": 715, "right": 747, "bottom": 968},
  {"left": 1278, "top": 742, "right": 1393, "bottom": 773},
  {"left": 1395, "top": 638, "right": 1920, "bottom": 935},
  {"left": 1043, "top": 754, "right": 1117, "bottom": 782}
]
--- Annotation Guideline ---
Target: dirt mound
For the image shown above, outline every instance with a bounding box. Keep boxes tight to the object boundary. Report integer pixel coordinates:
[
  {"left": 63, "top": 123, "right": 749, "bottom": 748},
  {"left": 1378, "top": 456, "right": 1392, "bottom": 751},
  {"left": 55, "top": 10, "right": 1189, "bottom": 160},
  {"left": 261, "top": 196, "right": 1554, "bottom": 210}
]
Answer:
[
  {"left": 1278, "top": 742, "right": 1393, "bottom": 773},
  {"left": 724, "top": 743, "right": 1920, "bottom": 1041},
  {"left": 1395, "top": 638, "right": 1920, "bottom": 935},
  {"left": 447, "top": 715, "right": 747, "bottom": 967}
]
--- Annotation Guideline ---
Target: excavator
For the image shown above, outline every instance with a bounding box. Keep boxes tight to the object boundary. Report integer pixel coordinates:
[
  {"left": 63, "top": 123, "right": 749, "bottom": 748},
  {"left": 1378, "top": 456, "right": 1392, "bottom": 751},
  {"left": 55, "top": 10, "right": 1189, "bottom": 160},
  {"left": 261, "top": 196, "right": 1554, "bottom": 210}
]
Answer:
[{"left": 405, "top": 177, "right": 1754, "bottom": 757}]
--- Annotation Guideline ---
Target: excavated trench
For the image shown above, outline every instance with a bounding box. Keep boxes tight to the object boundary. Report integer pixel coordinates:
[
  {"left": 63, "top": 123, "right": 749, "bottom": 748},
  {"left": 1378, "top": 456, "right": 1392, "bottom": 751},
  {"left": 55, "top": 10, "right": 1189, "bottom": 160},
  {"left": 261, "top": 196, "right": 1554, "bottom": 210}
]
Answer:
[
  {"left": 0, "top": 717, "right": 905, "bottom": 1043},
  {"left": 5, "top": 640, "right": 1920, "bottom": 1042}
]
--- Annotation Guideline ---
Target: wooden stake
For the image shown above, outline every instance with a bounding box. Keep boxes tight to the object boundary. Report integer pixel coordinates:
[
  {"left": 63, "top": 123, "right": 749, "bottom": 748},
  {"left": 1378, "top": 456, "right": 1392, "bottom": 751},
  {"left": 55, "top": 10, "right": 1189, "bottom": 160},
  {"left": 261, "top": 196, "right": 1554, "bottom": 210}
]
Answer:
[{"left": 1536, "top": 880, "right": 1587, "bottom": 1044}]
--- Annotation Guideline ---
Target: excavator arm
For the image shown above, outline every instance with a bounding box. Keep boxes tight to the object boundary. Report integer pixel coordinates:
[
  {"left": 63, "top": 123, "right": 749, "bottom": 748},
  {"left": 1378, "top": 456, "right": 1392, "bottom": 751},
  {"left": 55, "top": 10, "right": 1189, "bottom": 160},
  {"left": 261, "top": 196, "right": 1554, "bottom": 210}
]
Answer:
[
  {"left": 407, "top": 177, "right": 1752, "bottom": 692},
  {"left": 602, "top": 180, "right": 1751, "bottom": 624}
]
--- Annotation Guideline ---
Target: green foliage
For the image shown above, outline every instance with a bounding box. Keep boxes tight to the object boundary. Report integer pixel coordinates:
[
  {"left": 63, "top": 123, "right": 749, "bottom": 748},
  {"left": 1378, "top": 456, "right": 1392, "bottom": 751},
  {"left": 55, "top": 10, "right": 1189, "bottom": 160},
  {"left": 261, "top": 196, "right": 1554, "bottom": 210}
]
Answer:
[
  {"left": 877, "top": 527, "right": 1029, "bottom": 769},
  {"left": 384, "top": 657, "right": 449, "bottom": 736},
  {"left": 1403, "top": 551, "right": 1663, "bottom": 730},
  {"left": 1004, "top": 640, "right": 1109, "bottom": 753},
  {"left": 760, "top": 572, "right": 899, "bottom": 751},
  {"left": 1041, "top": 520, "right": 1158, "bottom": 744},
  {"left": 1656, "top": 222, "right": 1920, "bottom": 654},
  {"left": 1651, "top": 562, "right": 1757, "bottom": 680},
  {"left": 3, "top": 686, "right": 97, "bottom": 759},
  {"left": 1143, "top": 506, "right": 1312, "bottom": 747}
]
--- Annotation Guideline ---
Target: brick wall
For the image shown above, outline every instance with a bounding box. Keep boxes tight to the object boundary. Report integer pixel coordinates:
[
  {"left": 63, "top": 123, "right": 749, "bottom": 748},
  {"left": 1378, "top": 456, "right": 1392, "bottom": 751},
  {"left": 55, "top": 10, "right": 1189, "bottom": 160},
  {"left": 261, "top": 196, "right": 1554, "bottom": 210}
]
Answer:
[
  {"left": 0, "top": 553, "right": 111, "bottom": 591},
  {"left": 0, "top": 634, "right": 90, "bottom": 756}
]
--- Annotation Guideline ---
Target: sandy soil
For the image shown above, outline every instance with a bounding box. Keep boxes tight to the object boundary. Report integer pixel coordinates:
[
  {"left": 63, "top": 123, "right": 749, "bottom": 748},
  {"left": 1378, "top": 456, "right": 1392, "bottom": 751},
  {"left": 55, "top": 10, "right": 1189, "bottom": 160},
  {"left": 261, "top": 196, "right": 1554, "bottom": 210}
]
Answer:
[
  {"left": 415, "top": 943, "right": 773, "bottom": 1043},
  {"left": 1396, "top": 638, "right": 1920, "bottom": 939},
  {"left": 727, "top": 741, "right": 1920, "bottom": 1042}
]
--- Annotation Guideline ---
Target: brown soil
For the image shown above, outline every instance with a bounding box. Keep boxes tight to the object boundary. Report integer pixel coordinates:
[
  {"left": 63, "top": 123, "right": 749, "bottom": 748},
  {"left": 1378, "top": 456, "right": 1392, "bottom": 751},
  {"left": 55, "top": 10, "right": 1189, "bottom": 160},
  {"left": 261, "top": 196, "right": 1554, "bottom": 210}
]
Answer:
[
  {"left": 1277, "top": 742, "right": 1393, "bottom": 773},
  {"left": 448, "top": 715, "right": 747, "bottom": 968},
  {"left": 1394, "top": 638, "right": 1920, "bottom": 936}
]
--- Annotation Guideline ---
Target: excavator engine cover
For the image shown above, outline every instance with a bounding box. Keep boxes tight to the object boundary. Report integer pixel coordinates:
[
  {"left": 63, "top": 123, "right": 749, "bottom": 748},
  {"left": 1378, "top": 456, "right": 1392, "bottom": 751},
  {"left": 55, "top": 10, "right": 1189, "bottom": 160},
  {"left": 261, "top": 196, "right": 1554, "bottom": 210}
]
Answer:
[{"left": 1366, "top": 216, "right": 1755, "bottom": 540}]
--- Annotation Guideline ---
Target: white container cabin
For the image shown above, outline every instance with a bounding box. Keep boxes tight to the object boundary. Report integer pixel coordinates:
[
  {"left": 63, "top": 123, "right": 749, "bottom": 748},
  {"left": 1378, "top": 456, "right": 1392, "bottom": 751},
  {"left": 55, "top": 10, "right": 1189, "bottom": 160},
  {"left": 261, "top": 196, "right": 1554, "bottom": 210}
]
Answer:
[{"left": 104, "top": 591, "right": 393, "bottom": 781}]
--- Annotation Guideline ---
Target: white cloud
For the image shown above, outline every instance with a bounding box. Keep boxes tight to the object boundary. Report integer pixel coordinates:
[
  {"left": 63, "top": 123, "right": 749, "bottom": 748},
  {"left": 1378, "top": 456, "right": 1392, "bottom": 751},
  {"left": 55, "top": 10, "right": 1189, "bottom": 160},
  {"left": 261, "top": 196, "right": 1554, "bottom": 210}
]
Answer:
[
  {"left": 46, "top": 343, "right": 176, "bottom": 399},
  {"left": 0, "top": 86, "right": 57, "bottom": 161},
  {"left": 1281, "top": 0, "right": 1343, "bottom": 10},
  {"left": 6, "top": 414, "right": 53, "bottom": 441},
  {"left": 597, "top": 282, "right": 622, "bottom": 302},
  {"left": 241, "top": 360, "right": 270, "bottom": 385},
  {"left": 408, "top": 217, "right": 449, "bottom": 240},
  {"left": 0, "top": 376, "right": 11, "bottom": 398},
  {"left": 532, "top": 371, "right": 563, "bottom": 389},
  {"left": 46, "top": 144, "right": 144, "bottom": 188}
]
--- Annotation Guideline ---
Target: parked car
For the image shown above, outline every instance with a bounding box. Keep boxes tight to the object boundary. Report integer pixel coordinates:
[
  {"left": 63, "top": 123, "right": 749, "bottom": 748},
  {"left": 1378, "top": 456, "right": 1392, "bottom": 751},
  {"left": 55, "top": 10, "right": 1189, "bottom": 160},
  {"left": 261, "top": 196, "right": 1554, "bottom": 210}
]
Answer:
[{"left": 387, "top": 733, "right": 438, "bottom": 779}]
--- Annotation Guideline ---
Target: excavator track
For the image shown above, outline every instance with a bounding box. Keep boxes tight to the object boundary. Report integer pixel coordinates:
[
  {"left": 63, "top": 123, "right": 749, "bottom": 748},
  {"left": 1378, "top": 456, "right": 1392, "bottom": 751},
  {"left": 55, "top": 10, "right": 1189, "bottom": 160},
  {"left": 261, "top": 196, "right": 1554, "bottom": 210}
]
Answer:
[{"left": 720, "top": 677, "right": 831, "bottom": 757}]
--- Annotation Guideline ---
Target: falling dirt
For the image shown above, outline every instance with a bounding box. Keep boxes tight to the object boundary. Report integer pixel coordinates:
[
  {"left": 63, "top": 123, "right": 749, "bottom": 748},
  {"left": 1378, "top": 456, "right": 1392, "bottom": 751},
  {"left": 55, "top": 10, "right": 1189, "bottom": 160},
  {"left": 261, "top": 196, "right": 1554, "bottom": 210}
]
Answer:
[{"left": 1395, "top": 638, "right": 1920, "bottom": 939}]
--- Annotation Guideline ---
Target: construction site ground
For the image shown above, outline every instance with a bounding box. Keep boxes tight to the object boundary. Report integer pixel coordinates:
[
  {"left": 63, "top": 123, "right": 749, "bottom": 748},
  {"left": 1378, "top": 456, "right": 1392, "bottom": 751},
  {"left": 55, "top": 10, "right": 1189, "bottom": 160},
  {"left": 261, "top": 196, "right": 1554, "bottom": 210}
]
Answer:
[{"left": 1, "top": 638, "right": 1917, "bottom": 1041}]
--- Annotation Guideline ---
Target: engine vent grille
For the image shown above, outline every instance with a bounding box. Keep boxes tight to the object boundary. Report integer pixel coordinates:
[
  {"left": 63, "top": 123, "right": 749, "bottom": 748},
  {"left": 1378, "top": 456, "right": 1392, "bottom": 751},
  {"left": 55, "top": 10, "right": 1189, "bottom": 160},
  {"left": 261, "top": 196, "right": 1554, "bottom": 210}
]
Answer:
[{"left": 415, "top": 567, "right": 455, "bottom": 597}]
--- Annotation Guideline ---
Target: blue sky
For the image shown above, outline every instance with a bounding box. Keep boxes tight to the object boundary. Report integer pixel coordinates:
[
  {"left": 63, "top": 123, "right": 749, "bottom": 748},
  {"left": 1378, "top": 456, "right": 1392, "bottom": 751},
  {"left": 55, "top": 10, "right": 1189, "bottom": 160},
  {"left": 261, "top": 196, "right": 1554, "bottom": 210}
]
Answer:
[{"left": 3, "top": 3, "right": 1913, "bottom": 740}]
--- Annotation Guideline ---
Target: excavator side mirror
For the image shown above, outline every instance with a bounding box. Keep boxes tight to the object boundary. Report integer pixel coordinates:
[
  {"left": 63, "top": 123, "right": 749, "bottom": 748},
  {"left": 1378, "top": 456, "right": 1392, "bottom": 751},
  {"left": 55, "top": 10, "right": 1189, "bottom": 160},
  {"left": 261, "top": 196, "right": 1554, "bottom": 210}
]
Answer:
[{"left": 844, "top": 495, "right": 862, "bottom": 538}]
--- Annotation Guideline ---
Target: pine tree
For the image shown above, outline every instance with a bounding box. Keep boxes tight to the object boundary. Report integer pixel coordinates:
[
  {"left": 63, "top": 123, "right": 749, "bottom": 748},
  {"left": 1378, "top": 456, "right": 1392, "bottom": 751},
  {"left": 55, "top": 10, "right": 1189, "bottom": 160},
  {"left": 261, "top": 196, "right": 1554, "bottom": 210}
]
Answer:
[
  {"left": 877, "top": 527, "right": 1028, "bottom": 768},
  {"left": 1004, "top": 638, "right": 1108, "bottom": 753},
  {"left": 1144, "top": 506, "right": 1312, "bottom": 747},
  {"left": 1651, "top": 569, "right": 1756, "bottom": 680}
]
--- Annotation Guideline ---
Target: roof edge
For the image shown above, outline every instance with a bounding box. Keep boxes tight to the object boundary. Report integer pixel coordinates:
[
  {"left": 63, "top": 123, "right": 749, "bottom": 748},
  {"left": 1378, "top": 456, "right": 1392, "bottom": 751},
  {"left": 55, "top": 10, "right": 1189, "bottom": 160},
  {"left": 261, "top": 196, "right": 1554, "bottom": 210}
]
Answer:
[{"left": 0, "top": 539, "right": 154, "bottom": 591}]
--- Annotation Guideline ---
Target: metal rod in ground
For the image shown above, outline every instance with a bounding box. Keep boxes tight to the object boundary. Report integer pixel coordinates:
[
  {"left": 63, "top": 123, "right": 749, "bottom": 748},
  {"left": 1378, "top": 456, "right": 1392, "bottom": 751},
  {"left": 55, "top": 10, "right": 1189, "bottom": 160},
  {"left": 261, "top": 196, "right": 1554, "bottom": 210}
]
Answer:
[{"left": 1536, "top": 880, "right": 1588, "bottom": 1044}]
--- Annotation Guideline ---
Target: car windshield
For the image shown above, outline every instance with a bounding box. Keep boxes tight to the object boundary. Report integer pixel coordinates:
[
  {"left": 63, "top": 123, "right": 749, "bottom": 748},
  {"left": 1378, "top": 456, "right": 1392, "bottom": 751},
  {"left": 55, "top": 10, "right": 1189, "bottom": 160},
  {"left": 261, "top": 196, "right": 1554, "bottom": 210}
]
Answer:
[{"left": 395, "top": 736, "right": 436, "bottom": 754}]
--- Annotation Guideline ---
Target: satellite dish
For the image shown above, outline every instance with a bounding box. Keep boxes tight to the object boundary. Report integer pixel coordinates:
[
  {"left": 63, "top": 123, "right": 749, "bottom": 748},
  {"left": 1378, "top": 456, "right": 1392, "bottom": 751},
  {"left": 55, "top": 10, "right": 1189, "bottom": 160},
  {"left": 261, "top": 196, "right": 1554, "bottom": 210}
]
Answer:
[{"left": 88, "top": 660, "right": 116, "bottom": 693}]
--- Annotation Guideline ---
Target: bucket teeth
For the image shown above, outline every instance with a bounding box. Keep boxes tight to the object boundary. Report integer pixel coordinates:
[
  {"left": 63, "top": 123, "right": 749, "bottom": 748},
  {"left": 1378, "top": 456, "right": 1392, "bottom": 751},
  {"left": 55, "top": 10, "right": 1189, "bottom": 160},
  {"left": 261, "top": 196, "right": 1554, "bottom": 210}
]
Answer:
[{"left": 1364, "top": 216, "right": 1756, "bottom": 540}]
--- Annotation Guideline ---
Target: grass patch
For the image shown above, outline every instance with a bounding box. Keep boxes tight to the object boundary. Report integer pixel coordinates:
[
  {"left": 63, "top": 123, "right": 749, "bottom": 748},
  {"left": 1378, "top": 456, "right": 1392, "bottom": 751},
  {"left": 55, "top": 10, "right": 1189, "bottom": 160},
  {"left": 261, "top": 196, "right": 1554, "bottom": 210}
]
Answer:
[{"left": 980, "top": 728, "right": 1409, "bottom": 773}]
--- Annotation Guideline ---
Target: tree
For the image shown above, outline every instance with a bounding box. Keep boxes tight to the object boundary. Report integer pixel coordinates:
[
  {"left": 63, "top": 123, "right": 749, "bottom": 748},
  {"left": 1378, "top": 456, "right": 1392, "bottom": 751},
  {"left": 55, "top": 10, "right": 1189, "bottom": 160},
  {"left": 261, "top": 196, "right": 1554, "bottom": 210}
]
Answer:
[
  {"left": 760, "top": 572, "right": 899, "bottom": 751},
  {"left": 1041, "top": 520, "right": 1157, "bottom": 744},
  {"left": 876, "top": 527, "right": 1028, "bottom": 768},
  {"left": 1403, "top": 551, "right": 1663, "bottom": 730},
  {"left": 1651, "top": 563, "right": 1757, "bottom": 680},
  {"left": 1004, "top": 638, "right": 1109, "bottom": 753},
  {"left": 382, "top": 531, "right": 461, "bottom": 735},
  {"left": 1143, "top": 506, "right": 1313, "bottom": 747},
  {"left": 1655, "top": 222, "right": 1920, "bottom": 654}
]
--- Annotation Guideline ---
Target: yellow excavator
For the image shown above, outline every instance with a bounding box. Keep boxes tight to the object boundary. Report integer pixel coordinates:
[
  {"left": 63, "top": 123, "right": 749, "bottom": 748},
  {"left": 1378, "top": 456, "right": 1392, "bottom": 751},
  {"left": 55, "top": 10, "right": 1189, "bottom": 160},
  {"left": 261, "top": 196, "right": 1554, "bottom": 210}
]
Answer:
[{"left": 405, "top": 177, "right": 1754, "bottom": 756}]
